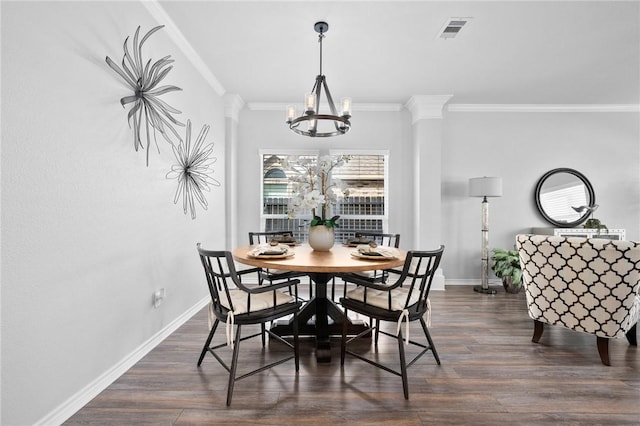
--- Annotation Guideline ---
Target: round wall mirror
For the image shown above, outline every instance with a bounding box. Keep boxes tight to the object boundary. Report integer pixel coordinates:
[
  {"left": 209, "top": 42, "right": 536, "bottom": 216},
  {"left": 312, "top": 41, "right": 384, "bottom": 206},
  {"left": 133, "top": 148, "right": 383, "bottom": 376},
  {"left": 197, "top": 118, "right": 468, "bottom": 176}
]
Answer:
[{"left": 534, "top": 168, "right": 596, "bottom": 228}]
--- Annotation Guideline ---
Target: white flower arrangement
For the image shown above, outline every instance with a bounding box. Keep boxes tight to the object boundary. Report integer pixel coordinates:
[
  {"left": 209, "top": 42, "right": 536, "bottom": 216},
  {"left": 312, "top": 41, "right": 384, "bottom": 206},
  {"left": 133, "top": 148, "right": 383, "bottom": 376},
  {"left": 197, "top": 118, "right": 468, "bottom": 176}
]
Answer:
[{"left": 285, "top": 155, "right": 351, "bottom": 227}]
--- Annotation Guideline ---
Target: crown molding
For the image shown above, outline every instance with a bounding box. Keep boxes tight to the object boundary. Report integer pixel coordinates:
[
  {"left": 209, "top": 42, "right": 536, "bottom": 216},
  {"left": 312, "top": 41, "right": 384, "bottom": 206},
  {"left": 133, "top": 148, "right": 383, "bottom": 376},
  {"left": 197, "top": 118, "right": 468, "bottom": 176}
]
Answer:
[
  {"left": 247, "top": 101, "right": 639, "bottom": 115},
  {"left": 247, "top": 102, "right": 403, "bottom": 112},
  {"left": 142, "top": 0, "right": 226, "bottom": 96},
  {"left": 448, "top": 104, "right": 640, "bottom": 113},
  {"left": 405, "top": 95, "right": 454, "bottom": 123}
]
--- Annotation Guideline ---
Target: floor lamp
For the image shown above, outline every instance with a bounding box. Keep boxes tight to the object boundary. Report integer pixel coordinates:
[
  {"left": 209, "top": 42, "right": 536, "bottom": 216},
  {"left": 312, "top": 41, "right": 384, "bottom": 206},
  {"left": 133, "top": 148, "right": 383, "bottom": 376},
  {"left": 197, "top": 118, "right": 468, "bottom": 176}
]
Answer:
[{"left": 469, "top": 177, "right": 503, "bottom": 294}]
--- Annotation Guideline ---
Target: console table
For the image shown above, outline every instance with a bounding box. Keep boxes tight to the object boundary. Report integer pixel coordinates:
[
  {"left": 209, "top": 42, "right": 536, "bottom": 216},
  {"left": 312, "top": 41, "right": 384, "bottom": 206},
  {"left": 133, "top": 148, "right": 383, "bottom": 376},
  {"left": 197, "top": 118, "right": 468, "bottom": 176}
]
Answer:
[{"left": 530, "top": 227, "right": 626, "bottom": 241}]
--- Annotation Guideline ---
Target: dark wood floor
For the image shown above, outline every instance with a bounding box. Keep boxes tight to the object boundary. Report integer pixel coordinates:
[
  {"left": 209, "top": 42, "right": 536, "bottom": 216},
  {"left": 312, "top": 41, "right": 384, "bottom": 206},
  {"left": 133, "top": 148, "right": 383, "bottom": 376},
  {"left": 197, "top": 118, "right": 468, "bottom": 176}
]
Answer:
[{"left": 65, "top": 285, "right": 640, "bottom": 425}]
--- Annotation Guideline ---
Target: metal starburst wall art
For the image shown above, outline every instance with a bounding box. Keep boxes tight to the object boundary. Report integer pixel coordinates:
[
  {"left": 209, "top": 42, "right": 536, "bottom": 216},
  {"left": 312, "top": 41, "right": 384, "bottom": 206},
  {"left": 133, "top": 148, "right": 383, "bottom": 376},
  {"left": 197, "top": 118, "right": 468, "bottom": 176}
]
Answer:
[
  {"left": 106, "top": 25, "right": 184, "bottom": 166},
  {"left": 166, "top": 120, "right": 220, "bottom": 219}
]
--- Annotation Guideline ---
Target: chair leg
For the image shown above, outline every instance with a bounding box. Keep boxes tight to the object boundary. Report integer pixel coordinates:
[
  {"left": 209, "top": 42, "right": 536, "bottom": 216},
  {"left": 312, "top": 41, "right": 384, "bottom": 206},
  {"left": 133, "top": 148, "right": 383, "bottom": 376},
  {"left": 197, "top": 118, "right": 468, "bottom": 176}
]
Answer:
[
  {"left": 226, "top": 324, "right": 242, "bottom": 406},
  {"left": 341, "top": 309, "right": 348, "bottom": 365},
  {"left": 261, "top": 323, "right": 266, "bottom": 347},
  {"left": 420, "top": 317, "right": 441, "bottom": 365},
  {"left": 397, "top": 328, "right": 409, "bottom": 400},
  {"left": 597, "top": 336, "right": 611, "bottom": 366},
  {"left": 197, "top": 319, "right": 219, "bottom": 366},
  {"left": 532, "top": 320, "right": 544, "bottom": 343},
  {"left": 374, "top": 319, "right": 380, "bottom": 345},
  {"left": 626, "top": 323, "right": 637, "bottom": 346},
  {"left": 293, "top": 313, "right": 300, "bottom": 372}
]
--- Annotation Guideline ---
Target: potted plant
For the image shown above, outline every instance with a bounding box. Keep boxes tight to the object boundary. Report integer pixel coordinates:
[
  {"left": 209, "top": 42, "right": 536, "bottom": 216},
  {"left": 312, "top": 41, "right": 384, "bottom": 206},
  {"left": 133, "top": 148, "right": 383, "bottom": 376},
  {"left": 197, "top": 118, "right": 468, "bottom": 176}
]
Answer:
[
  {"left": 491, "top": 248, "right": 523, "bottom": 293},
  {"left": 286, "top": 155, "right": 351, "bottom": 250},
  {"left": 583, "top": 217, "right": 608, "bottom": 233}
]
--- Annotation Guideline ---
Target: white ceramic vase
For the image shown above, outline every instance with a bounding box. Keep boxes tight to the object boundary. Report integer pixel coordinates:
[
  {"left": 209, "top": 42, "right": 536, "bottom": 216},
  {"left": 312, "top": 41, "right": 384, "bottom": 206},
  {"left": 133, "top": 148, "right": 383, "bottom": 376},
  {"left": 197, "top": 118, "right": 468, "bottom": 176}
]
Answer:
[{"left": 308, "top": 225, "right": 335, "bottom": 251}]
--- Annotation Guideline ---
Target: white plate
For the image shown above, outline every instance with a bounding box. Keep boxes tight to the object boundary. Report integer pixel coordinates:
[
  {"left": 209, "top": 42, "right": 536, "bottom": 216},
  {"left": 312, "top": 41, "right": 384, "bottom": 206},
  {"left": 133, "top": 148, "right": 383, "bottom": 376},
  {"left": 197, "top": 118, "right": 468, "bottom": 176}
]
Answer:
[
  {"left": 350, "top": 251, "right": 396, "bottom": 260},
  {"left": 248, "top": 251, "right": 295, "bottom": 259}
]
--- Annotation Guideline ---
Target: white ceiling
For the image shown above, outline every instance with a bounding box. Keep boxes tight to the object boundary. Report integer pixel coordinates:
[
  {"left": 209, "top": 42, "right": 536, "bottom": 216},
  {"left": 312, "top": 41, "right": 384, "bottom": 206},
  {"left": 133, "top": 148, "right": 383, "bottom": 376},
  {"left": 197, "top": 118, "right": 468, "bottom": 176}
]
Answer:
[{"left": 156, "top": 1, "right": 640, "bottom": 107}]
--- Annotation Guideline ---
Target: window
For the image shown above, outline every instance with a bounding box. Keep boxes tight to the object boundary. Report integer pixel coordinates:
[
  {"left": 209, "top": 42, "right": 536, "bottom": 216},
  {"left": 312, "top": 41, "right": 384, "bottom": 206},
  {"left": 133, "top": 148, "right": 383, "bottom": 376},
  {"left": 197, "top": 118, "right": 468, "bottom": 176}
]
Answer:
[
  {"left": 261, "top": 151, "right": 317, "bottom": 241},
  {"left": 260, "top": 150, "right": 389, "bottom": 242},
  {"left": 330, "top": 151, "right": 388, "bottom": 236}
]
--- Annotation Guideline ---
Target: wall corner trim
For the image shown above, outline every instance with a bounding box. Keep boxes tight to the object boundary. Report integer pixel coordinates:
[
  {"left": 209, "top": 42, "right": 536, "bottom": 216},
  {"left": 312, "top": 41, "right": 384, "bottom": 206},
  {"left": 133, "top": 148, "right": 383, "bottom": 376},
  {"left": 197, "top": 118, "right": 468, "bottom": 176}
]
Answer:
[{"left": 224, "top": 94, "right": 245, "bottom": 121}]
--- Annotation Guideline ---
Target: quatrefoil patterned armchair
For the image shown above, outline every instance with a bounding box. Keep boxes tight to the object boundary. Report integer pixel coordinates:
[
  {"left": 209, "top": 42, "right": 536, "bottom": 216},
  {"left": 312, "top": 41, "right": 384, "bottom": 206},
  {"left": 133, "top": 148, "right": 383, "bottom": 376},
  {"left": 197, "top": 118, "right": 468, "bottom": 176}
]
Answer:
[{"left": 516, "top": 234, "right": 640, "bottom": 365}]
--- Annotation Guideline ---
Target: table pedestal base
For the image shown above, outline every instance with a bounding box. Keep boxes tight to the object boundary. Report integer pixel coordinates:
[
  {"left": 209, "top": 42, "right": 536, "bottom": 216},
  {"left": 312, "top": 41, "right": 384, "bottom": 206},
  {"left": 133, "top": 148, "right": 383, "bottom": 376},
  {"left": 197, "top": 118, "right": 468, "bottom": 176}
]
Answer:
[{"left": 269, "top": 272, "right": 370, "bottom": 363}]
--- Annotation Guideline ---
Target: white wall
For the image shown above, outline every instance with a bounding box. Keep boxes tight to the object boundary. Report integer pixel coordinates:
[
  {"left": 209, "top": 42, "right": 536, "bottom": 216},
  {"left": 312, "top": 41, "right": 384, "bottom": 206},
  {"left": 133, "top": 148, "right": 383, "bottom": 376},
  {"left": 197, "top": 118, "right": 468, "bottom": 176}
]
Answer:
[
  {"left": 1, "top": 2, "right": 226, "bottom": 424},
  {"left": 442, "top": 110, "right": 640, "bottom": 280},
  {"left": 237, "top": 108, "right": 640, "bottom": 282},
  {"left": 236, "top": 108, "right": 414, "bottom": 247}
]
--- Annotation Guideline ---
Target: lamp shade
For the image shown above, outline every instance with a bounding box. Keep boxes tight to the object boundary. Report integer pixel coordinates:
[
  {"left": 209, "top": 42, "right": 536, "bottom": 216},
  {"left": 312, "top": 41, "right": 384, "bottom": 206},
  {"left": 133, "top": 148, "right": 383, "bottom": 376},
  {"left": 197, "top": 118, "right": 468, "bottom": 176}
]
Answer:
[{"left": 469, "top": 177, "right": 503, "bottom": 198}]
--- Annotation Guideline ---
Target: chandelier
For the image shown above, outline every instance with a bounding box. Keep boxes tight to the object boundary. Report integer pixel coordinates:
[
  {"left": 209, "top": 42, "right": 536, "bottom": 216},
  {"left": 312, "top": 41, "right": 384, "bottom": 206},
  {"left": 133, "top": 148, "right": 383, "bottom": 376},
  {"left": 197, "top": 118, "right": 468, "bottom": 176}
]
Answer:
[{"left": 286, "top": 21, "right": 351, "bottom": 137}]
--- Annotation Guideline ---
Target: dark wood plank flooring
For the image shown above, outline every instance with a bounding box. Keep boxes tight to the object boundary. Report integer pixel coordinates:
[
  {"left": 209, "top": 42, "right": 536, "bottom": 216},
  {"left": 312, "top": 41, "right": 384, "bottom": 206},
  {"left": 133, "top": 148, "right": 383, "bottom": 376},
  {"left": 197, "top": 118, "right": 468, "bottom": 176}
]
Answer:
[{"left": 65, "top": 286, "right": 640, "bottom": 425}]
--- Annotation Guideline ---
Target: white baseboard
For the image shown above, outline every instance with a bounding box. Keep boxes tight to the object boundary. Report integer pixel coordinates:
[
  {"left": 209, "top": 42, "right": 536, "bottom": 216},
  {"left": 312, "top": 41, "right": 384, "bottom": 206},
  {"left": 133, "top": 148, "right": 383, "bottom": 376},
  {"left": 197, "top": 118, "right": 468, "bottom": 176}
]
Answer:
[
  {"left": 444, "top": 278, "right": 502, "bottom": 286},
  {"left": 36, "top": 296, "right": 210, "bottom": 426}
]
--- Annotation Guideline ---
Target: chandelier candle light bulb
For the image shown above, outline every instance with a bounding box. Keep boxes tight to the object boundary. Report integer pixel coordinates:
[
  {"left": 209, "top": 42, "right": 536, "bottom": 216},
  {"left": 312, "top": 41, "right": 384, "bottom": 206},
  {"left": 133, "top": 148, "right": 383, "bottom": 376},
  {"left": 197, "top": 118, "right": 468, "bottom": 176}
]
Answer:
[
  {"left": 286, "top": 105, "right": 297, "bottom": 122},
  {"left": 341, "top": 97, "right": 352, "bottom": 116},
  {"left": 305, "top": 93, "right": 317, "bottom": 113}
]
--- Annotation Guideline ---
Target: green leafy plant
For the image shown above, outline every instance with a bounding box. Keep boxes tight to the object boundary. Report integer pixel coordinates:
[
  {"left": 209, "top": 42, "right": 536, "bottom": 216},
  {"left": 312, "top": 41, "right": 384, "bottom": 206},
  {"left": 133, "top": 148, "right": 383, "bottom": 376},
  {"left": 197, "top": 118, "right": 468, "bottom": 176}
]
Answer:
[
  {"left": 491, "top": 248, "right": 522, "bottom": 286},
  {"left": 583, "top": 218, "right": 608, "bottom": 232},
  {"left": 310, "top": 215, "right": 341, "bottom": 228}
]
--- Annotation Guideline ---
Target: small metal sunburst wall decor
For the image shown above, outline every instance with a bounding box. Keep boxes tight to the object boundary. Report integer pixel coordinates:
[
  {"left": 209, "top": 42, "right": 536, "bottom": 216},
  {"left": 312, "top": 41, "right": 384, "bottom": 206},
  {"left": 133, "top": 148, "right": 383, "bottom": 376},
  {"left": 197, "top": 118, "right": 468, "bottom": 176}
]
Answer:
[
  {"left": 166, "top": 120, "right": 220, "bottom": 219},
  {"left": 106, "top": 25, "right": 184, "bottom": 166}
]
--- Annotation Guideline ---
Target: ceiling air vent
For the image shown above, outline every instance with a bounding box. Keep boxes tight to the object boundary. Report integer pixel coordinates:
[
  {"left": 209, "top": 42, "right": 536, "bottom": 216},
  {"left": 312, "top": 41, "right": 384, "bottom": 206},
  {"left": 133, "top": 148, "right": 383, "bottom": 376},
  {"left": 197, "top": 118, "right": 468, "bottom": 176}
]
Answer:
[{"left": 437, "top": 18, "right": 471, "bottom": 39}]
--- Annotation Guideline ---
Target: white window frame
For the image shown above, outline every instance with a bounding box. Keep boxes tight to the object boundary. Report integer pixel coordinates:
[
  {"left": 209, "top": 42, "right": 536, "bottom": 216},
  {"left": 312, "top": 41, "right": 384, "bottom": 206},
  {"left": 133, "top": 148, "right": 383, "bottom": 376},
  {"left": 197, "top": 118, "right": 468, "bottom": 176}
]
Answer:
[
  {"left": 329, "top": 149, "right": 390, "bottom": 232},
  {"left": 259, "top": 149, "right": 319, "bottom": 231},
  {"left": 259, "top": 149, "right": 389, "bottom": 233}
]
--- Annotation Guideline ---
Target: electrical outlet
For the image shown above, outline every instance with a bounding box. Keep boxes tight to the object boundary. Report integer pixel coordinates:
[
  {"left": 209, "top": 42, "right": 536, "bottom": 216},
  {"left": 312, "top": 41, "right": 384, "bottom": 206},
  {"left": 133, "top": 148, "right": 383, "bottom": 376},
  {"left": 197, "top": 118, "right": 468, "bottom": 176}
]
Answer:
[{"left": 153, "top": 288, "right": 166, "bottom": 308}]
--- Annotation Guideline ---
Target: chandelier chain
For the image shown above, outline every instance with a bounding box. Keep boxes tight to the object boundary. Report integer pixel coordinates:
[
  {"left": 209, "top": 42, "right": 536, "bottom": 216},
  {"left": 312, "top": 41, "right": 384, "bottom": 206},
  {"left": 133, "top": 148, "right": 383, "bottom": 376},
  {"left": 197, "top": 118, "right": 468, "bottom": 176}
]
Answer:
[{"left": 318, "top": 33, "right": 324, "bottom": 76}]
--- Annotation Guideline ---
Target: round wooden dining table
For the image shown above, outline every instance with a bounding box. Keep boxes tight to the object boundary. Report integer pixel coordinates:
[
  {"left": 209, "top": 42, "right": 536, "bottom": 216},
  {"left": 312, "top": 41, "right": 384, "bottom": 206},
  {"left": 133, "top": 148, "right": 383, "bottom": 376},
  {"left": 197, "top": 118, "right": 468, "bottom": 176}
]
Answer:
[{"left": 233, "top": 243, "right": 406, "bottom": 362}]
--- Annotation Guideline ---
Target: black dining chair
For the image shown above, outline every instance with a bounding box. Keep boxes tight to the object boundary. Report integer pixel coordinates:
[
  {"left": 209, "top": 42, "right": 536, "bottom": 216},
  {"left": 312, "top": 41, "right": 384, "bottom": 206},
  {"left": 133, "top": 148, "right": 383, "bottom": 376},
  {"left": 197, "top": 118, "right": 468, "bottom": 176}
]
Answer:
[
  {"left": 335, "top": 232, "right": 402, "bottom": 344},
  {"left": 338, "top": 230, "right": 401, "bottom": 249},
  {"left": 249, "top": 231, "right": 311, "bottom": 297},
  {"left": 333, "top": 232, "right": 401, "bottom": 301},
  {"left": 339, "top": 246, "right": 444, "bottom": 399},
  {"left": 355, "top": 232, "right": 401, "bottom": 249},
  {"left": 248, "top": 230, "right": 297, "bottom": 246},
  {"left": 196, "top": 244, "right": 302, "bottom": 406}
]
